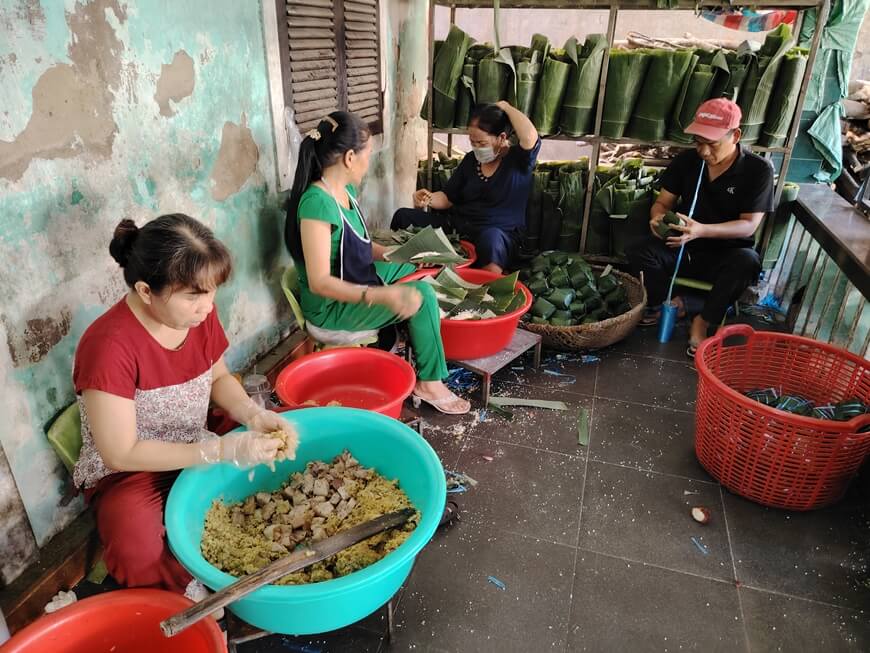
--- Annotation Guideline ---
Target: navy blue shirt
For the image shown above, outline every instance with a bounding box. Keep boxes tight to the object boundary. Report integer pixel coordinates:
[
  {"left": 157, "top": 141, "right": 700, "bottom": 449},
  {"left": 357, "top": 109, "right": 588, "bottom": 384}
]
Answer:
[{"left": 444, "top": 138, "right": 542, "bottom": 232}]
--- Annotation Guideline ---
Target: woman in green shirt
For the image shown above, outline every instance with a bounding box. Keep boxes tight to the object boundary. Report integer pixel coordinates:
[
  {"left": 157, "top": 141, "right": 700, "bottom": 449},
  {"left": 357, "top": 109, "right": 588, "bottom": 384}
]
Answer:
[{"left": 284, "top": 112, "right": 470, "bottom": 415}]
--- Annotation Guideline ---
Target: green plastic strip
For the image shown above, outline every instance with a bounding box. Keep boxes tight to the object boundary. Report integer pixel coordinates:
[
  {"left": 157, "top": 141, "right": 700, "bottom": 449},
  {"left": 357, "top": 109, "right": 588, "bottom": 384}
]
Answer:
[
  {"left": 488, "top": 397, "right": 569, "bottom": 410},
  {"left": 577, "top": 407, "right": 589, "bottom": 446}
]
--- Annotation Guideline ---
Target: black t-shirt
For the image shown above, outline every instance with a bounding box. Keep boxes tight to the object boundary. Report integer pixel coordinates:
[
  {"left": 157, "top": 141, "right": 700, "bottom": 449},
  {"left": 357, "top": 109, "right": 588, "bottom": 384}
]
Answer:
[
  {"left": 444, "top": 138, "right": 542, "bottom": 232},
  {"left": 660, "top": 145, "right": 775, "bottom": 250}
]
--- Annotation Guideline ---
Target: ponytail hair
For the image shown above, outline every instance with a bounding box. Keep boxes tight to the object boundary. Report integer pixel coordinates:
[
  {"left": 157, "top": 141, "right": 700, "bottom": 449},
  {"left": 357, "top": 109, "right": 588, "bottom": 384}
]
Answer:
[{"left": 284, "top": 111, "right": 371, "bottom": 262}]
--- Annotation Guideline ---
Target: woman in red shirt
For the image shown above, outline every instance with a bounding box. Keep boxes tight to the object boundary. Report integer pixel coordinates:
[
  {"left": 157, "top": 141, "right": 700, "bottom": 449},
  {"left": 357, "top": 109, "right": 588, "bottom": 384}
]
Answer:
[{"left": 73, "top": 214, "right": 297, "bottom": 596}]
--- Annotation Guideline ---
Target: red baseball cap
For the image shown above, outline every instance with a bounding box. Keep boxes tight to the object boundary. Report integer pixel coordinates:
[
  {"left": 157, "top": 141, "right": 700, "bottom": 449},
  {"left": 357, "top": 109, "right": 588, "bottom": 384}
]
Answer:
[{"left": 684, "top": 98, "right": 742, "bottom": 142}]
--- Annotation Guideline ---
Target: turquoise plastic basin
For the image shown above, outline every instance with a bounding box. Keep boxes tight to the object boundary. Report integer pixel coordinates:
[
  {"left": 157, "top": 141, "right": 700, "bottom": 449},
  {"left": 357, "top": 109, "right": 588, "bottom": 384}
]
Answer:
[{"left": 165, "top": 408, "right": 445, "bottom": 635}]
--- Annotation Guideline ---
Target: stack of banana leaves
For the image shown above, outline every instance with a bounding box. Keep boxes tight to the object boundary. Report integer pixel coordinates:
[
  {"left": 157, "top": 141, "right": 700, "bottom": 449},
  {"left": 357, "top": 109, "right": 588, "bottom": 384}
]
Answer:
[
  {"left": 523, "top": 159, "right": 588, "bottom": 254},
  {"left": 586, "top": 159, "right": 663, "bottom": 258},
  {"left": 738, "top": 23, "right": 795, "bottom": 145},
  {"left": 424, "top": 25, "right": 808, "bottom": 148},
  {"left": 627, "top": 47, "right": 697, "bottom": 142},
  {"left": 416, "top": 153, "right": 461, "bottom": 193},
  {"left": 600, "top": 48, "right": 652, "bottom": 138},
  {"left": 519, "top": 253, "right": 631, "bottom": 326},
  {"left": 667, "top": 49, "right": 730, "bottom": 143},
  {"left": 423, "top": 267, "right": 527, "bottom": 320},
  {"left": 601, "top": 160, "right": 664, "bottom": 259},
  {"left": 758, "top": 47, "right": 808, "bottom": 147},
  {"left": 373, "top": 226, "right": 467, "bottom": 266}
]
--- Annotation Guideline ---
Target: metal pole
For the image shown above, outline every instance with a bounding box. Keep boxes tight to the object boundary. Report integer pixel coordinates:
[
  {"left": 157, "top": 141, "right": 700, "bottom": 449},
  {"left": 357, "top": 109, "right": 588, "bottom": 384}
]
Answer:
[
  {"left": 426, "top": 0, "right": 436, "bottom": 190},
  {"left": 796, "top": 251, "right": 827, "bottom": 336},
  {"left": 447, "top": 4, "right": 456, "bottom": 157},
  {"left": 828, "top": 282, "right": 853, "bottom": 345},
  {"left": 845, "top": 295, "right": 866, "bottom": 352},
  {"left": 812, "top": 267, "right": 841, "bottom": 340},
  {"left": 579, "top": 3, "right": 618, "bottom": 255},
  {"left": 779, "top": 226, "right": 809, "bottom": 304}
]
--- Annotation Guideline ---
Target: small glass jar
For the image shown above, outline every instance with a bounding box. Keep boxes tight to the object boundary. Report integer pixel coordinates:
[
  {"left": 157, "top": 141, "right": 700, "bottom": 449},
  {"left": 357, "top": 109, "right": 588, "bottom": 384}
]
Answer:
[{"left": 242, "top": 373, "right": 273, "bottom": 409}]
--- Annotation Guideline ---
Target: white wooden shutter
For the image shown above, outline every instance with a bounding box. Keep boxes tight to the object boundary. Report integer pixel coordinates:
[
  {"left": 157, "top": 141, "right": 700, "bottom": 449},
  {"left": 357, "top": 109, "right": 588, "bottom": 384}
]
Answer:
[
  {"left": 286, "top": 0, "right": 339, "bottom": 132},
  {"left": 344, "top": 0, "right": 382, "bottom": 126}
]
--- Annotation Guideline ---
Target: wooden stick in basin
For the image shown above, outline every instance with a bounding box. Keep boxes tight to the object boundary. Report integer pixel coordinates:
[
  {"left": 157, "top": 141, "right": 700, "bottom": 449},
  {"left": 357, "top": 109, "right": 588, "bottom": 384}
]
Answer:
[{"left": 161, "top": 508, "right": 415, "bottom": 637}]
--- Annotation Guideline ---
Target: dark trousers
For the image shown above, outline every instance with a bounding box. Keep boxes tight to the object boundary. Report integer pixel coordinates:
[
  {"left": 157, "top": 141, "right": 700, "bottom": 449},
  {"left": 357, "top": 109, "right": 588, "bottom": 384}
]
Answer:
[
  {"left": 626, "top": 236, "right": 761, "bottom": 324},
  {"left": 391, "top": 208, "right": 521, "bottom": 269}
]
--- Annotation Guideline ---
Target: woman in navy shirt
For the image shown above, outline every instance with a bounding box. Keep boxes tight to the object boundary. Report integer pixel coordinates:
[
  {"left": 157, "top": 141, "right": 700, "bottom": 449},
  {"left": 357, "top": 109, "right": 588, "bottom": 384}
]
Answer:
[{"left": 392, "top": 101, "right": 540, "bottom": 273}]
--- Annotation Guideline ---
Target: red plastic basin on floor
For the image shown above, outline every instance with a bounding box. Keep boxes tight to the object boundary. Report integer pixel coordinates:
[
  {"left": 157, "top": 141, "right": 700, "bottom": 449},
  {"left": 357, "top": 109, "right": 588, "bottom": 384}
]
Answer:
[
  {"left": 401, "top": 268, "right": 532, "bottom": 360},
  {"left": 274, "top": 348, "right": 416, "bottom": 419},
  {"left": 3, "top": 589, "right": 226, "bottom": 653}
]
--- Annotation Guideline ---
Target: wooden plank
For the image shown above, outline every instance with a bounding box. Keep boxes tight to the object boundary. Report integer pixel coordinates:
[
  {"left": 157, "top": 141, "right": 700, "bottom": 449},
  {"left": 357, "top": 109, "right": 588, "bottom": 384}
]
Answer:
[
  {"left": 297, "top": 106, "right": 339, "bottom": 125},
  {"left": 291, "top": 66, "right": 335, "bottom": 81},
  {"left": 349, "top": 97, "right": 379, "bottom": 111},
  {"left": 290, "top": 37, "right": 335, "bottom": 49},
  {"left": 296, "top": 97, "right": 340, "bottom": 113},
  {"left": 291, "top": 56, "right": 335, "bottom": 69},
  {"left": 292, "top": 88, "right": 338, "bottom": 103},
  {"left": 348, "top": 82, "right": 379, "bottom": 95},
  {"left": 347, "top": 39, "right": 378, "bottom": 50},
  {"left": 349, "top": 89, "right": 379, "bottom": 101},
  {"left": 286, "top": 26, "right": 334, "bottom": 39},
  {"left": 345, "top": 20, "right": 375, "bottom": 31},
  {"left": 347, "top": 57, "right": 378, "bottom": 68},
  {"left": 288, "top": 0, "right": 332, "bottom": 8},
  {"left": 289, "top": 48, "right": 336, "bottom": 61},
  {"left": 346, "top": 73, "right": 378, "bottom": 85},
  {"left": 287, "top": 6, "right": 333, "bottom": 18},
  {"left": 288, "top": 16, "right": 333, "bottom": 28},
  {"left": 293, "top": 77, "right": 338, "bottom": 92},
  {"left": 346, "top": 1, "right": 377, "bottom": 14},
  {"left": 345, "top": 12, "right": 376, "bottom": 24}
]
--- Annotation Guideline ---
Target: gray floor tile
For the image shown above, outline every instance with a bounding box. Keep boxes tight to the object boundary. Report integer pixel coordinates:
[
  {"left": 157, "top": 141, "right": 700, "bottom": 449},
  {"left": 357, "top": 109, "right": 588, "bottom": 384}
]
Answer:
[
  {"left": 454, "top": 436, "right": 586, "bottom": 546},
  {"left": 472, "top": 384, "right": 593, "bottom": 456},
  {"left": 418, "top": 408, "right": 487, "bottom": 471},
  {"left": 490, "top": 348, "right": 598, "bottom": 398},
  {"left": 741, "top": 587, "right": 870, "bottom": 652},
  {"left": 607, "top": 321, "right": 693, "bottom": 363},
  {"left": 391, "top": 527, "right": 575, "bottom": 652},
  {"left": 723, "top": 489, "right": 870, "bottom": 610},
  {"left": 567, "top": 550, "right": 746, "bottom": 653},
  {"left": 594, "top": 353, "right": 697, "bottom": 411},
  {"left": 578, "top": 461, "right": 733, "bottom": 581},
  {"left": 589, "top": 397, "right": 711, "bottom": 481}
]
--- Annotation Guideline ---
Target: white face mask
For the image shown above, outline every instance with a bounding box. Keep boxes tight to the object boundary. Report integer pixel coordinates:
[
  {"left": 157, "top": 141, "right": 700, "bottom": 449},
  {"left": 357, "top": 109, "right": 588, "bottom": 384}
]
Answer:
[{"left": 472, "top": 146, "right": 498, "bottom": 164}]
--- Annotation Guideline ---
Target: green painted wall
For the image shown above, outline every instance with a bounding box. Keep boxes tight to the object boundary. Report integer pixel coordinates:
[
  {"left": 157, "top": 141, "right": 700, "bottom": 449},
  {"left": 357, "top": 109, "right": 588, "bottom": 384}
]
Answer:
[{"left": 0, "top": 0, "right": 294, "bottom": 580}]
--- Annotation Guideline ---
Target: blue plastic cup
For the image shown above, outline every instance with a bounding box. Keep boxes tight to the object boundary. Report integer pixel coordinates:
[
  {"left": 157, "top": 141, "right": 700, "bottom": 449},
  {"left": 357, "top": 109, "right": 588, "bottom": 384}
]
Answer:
[{"left": 658, "top": 301, "right": 679, "bottom": 343}]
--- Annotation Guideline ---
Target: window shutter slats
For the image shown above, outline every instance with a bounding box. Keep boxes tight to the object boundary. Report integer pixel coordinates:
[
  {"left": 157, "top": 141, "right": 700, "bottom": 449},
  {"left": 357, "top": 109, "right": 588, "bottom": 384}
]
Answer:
[{"left": 284, "top": 0, "right": 381, "bottom": 133}]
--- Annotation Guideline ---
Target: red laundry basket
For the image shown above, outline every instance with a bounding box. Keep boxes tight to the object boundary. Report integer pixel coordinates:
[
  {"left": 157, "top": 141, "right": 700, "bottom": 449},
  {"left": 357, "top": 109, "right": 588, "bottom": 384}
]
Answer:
[{"left": 694, "top": 325, "right": 870, "bottom": 511}]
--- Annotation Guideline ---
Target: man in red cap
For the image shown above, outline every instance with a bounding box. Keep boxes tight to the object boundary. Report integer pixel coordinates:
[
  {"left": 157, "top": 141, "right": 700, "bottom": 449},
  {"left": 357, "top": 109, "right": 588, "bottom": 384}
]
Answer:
[{"left": 627, "top": 98, "right": 774, "bottom": 356}]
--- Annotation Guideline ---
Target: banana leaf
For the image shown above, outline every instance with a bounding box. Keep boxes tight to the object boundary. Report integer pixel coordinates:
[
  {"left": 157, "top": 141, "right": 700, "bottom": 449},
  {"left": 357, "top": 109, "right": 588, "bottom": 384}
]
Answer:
[
  {"left": 759, "top": 48, "right": 808, "bottom": 147},
  {"left": 516, "top": 50, "right": 543, "bottom": 116},
  {"left": 558, "top": 223, "right": 582, "bottom": 253},
  {"left": 525, "top": 169, "right": 549, "bottom": 243},
  {"left": 476, "top": 47, "right": 516, "bottom": 105},
  {"left": 667, "top": 50, "right": 729, "bottom": 143},
  {"left": 600, "top": 49, "right": 652, "bottom": 138},
  {"left": 431, "top": 26, "right": 474, "bottom": 129},
  {"left": 739, "top": 24, "right": 794, "bottom": 144},
  {"left": 558, "top": 162, "right": 585, "bottom": 227},
  {"left": 385, "top": 226, "right": 466, "bottom": 265},
  {"left": 709, "top": 49, "right": 752, "bottom": 102},
  {"left": 627, "top": 48, "right": 697, "bottom": 142},
  {"left": 529, "top": 33, "right": 550, "bottom": 60},
  {"left": 609, "top": 189, "right": 654, "bottom": 258},
  {"left": 559, "top": 34, "right": 608, "bottom": 137},
  {"left": 455, "top": 62, "right": 477, "bottom": 129},
  {"left": 531, "top": 56, "right": 572, "bottom": 136},
  {"left": 539, "top": 184, "right": 562, "bottom": 251}
]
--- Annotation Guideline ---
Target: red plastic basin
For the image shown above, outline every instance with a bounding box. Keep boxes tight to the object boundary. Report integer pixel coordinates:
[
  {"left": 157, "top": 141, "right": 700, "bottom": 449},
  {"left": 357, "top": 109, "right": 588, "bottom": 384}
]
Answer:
[
  {"left": 274, "top": 348, "right": 416, "bottom": 419},
  {"left": 401, "top": 268, "right": 532, "bottom": 360},
  {"left": 3, "top": 589, "right": 225, "bottom": 653}
]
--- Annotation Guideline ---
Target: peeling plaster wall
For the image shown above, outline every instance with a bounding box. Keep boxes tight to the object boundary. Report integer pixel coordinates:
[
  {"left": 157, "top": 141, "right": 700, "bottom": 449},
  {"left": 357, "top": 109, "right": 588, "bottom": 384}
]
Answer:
[{"left": 0, "top": 0, "right": 292, "bottom": 581}]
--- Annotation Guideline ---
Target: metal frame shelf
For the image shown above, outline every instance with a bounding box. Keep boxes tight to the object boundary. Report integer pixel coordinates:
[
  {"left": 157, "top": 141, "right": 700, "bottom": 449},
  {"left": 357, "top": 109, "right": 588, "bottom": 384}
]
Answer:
[{"left": 425, "top": 0, "right": 831, "bottom": 256}]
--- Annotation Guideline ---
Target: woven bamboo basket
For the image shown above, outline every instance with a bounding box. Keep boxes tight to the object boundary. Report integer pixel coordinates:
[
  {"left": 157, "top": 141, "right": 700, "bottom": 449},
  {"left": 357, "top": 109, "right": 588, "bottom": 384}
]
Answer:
[{"left": 520, "top": 267, "right": 647, "bottom": 350}]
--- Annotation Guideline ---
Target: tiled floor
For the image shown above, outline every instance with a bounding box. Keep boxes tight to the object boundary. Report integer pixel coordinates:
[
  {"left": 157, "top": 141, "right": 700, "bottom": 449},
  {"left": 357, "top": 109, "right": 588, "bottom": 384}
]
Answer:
[{"left": 238, "top": 322, "right": 869, "bottom": 652}]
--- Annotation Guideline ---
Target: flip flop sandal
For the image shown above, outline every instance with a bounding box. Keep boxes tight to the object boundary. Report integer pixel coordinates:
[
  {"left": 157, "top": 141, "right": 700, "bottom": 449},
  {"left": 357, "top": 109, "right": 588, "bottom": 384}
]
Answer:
[
  {"left": 686, "top": 340, "right": 701, "bottom": 358},
  {"left": 640, "top": 310, "right": 661, "bottom": 327},
  {"left": 412, "top": 392, "right": 471, "bottom": 415},
  {"left": 438, "top": 500, "right": 460, "bottom": 528}
]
